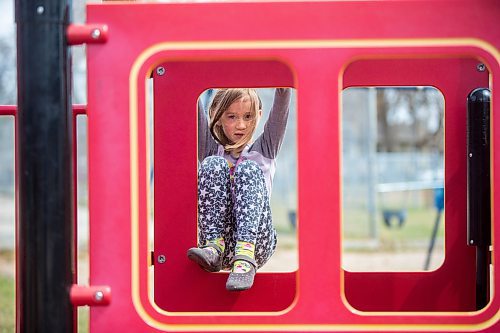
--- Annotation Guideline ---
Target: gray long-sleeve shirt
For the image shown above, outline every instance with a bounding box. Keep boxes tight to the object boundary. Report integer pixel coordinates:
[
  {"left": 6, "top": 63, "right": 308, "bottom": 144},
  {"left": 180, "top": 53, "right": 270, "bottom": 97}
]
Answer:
[{"left": 198, "top": 88, "right": 291, "bottom": 196}]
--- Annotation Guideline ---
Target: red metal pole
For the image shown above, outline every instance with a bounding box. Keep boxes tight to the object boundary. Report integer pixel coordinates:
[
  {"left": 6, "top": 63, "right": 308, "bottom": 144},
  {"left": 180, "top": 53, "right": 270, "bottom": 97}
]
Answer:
[
  {"left": 0, "top": 105, "right": 87, "bottom": 117},
  {"left": 0, "top": 105, "right": 17, "bottom": 116}
]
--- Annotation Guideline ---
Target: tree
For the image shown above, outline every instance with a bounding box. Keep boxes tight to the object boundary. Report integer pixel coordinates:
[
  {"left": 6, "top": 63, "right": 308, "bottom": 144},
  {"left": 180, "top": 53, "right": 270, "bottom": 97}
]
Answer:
[{"left": 377, "top": 87, "right": 444, "bottom": 153}]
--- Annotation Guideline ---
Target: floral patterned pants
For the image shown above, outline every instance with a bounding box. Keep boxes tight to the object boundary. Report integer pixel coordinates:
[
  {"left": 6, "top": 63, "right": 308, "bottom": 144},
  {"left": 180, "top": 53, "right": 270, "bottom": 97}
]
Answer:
[{"left": 197, "top": 156, "right": 277, "bottom": 269}]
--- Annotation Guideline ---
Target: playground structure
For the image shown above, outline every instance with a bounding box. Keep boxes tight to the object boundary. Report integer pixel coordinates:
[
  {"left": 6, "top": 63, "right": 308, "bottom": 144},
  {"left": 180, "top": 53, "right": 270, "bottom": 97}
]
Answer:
[{"left": 1, "top": 0, "right": 499, "bottom": 332}]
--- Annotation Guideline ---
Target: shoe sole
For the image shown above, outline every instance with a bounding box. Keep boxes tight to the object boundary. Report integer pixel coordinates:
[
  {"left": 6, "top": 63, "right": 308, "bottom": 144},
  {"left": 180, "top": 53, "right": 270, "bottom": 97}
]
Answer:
[
  {"left": 226, "top": 284, "right": 252, "bottom": 292},
  {"left": 225, "top": 268, "right": 256, "bottom": 291},
  {"left": 187, "top": 248, "right": 220, "bottom": 272}
]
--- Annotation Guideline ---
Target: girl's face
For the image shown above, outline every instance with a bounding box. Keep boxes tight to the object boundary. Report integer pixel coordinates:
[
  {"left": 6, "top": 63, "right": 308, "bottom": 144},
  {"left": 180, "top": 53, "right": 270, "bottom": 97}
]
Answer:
[{"left": 219, "top": 96, "right": 261, "bottom": 145}]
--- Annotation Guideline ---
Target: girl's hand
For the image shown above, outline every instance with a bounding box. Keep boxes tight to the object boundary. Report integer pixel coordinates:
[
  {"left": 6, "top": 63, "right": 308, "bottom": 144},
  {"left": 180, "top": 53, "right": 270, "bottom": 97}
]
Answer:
[{"left": 275, "top": 87, "right": 291, "bottom": 96}]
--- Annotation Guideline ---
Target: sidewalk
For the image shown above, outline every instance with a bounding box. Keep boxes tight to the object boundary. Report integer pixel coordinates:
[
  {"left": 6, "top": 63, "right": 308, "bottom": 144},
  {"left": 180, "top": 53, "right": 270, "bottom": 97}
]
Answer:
[{"left": 0, "top": 195, "right": 14, "bottom": 250}]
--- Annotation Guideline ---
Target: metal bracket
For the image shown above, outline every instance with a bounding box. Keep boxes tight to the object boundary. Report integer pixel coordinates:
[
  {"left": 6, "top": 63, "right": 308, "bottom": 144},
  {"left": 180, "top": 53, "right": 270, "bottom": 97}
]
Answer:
[
  {"left": 67, "top": 24, "right": 108, "bottom": 45},
  {"left": 70, "top": 285, "right": 112, "bottom": 306}
]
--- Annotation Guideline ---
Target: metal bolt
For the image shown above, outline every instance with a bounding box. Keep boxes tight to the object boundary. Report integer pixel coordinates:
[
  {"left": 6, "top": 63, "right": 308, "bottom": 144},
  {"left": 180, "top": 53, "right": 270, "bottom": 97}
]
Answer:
[
  {"left": 469, "top": 153, "right": 473, "bottom": 157},
  {"left": 94, "top": 291, "right": 104, "bottom": 302},
  {"left": 470, "top": 240, "right": 474, "bottom": 245},
  {"left": 156, "top": 66, "right": 166, "bottom": 76},
  {"left": 91, "top": 29, "right": 101, "bottom": 40},
  {"left": 36, "top": 6, "right": 44, "bottom": 14},
  {"left": 157, "top": 254, "right": 166, "bottom": 263},
  {"left": 476, "top": 63, "right": 486, "bottom": 72}
]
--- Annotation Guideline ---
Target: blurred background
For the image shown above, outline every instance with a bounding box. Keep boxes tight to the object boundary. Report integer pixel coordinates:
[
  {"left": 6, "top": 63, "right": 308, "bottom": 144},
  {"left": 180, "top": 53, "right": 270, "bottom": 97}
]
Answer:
[
  {"left": 342, "top": 86, "right": 444, "bottom": 271},
  {"left": 0, "top": 1, "right": 445, "bottom": 331}
]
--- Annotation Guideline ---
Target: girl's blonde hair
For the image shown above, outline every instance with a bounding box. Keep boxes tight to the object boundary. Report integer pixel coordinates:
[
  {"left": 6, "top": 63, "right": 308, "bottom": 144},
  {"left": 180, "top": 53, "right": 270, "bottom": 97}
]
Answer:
[{"left": 209, "top": 88, "right": 262, "bottom": 153}]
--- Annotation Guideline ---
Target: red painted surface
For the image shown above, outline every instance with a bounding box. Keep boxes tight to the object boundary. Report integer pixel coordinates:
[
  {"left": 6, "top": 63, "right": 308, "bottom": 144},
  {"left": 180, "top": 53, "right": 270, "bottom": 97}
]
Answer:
[
  {"left": 343, "top": 58, "right": 487, "bottom": 312},
  {"left": 85, "top": 1, "right": 499, "bottom": 332}
]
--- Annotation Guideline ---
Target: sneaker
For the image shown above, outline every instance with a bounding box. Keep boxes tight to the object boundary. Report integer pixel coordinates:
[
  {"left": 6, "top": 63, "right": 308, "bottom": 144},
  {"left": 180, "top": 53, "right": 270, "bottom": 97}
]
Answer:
[{"left": 187, "top": 246, "right": 222, "bottom": 272}]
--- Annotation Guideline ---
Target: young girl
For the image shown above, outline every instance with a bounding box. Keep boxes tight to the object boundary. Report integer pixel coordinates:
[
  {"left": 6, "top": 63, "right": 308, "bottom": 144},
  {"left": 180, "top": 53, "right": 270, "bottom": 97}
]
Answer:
[{"left": 188, "top": 87, "right": 291, "bottom": 291}]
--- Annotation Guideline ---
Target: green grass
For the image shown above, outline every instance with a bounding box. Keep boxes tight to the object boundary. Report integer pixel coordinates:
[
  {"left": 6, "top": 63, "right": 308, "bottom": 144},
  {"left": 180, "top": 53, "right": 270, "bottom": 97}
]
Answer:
[
  {"left": 0, "top": 275, "right": 15, "bottom": 333},
  {"left": 271, "top": 198, "right": 445, "bottom": 252},
  {"left": 343, "top": 207, "right": 444, "bottom": 251},
  {"left": 78, "top": 307, "right": 89, "bottom": 332}
]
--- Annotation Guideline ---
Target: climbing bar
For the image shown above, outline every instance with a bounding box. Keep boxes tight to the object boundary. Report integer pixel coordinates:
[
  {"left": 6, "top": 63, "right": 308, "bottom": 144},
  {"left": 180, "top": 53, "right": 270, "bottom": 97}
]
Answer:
[
  {"left": 0, "top": 105, "right": 87, "bottom": 116},
  {"left": 0, "top": 105, "right": 17, "bottom": 116}
]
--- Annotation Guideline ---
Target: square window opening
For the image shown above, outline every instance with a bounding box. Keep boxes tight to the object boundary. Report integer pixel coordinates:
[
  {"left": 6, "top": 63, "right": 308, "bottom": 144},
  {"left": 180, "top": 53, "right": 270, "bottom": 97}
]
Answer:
[{"left": 148, "top": 60, "right": 298, "bottom": 313}]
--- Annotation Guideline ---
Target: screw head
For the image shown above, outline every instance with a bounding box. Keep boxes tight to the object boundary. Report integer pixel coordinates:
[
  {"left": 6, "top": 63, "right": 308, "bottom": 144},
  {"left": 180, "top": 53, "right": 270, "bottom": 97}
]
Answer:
[
  {"left": 156, "top": 66, "right": 166, "bottom": 76},
  {"left": 157, "top": 255, "right": 166, "bottom": 264},
  {"left": 36, "top": 6, "right": 44, "bottom": 14},
  {"left": 91, "top": 29, "right": 101, "bottom": 40},
  {"left": 477, "top": 63, "right": 486, "bottom": 72},
  {"left": 94, "top": 291, "right": 104, "bottom": 302}
]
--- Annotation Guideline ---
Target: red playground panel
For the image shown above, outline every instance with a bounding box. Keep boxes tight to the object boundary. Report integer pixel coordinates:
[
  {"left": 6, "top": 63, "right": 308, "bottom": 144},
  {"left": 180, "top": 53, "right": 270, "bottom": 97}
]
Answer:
[
  {"left": 86, "top": 1, "right": 499, "bottom": 332},
  {"left": 153, "top": 60, "right": 296, "bottom": 312},
  {"left": 343, "top": 57, "right": 486, "bottom": 312}
]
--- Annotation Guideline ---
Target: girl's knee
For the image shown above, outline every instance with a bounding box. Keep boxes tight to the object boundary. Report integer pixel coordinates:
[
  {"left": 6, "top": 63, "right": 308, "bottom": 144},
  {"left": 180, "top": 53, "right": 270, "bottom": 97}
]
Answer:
[
  {"left": 200, "top": 156, "right": 229, "bottom": 173},
  {"left": 234, "top": 160, "right": 266, "bottom": 192},
  {"left": 234, "top": 159, "right": 261, "bottom": 176}
]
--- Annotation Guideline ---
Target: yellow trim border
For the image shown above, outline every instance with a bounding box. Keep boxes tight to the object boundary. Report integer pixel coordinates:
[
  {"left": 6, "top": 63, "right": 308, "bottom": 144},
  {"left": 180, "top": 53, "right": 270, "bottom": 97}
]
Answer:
[{"left": 129, "top": 38, "right": 499, "bottom": 331}]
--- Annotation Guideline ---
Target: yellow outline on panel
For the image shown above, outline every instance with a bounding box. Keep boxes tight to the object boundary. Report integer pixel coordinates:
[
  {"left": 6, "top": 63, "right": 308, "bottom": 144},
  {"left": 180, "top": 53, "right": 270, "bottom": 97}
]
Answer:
[{"left": 129, "top": 38, "right": 499, "bottom": 331}]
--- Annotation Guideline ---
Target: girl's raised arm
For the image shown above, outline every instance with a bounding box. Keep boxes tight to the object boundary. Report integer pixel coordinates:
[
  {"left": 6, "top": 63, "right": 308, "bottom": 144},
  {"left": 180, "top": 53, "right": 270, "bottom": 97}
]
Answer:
[{"left": 254, "top": 88, "right": 292, "bottom": 159}]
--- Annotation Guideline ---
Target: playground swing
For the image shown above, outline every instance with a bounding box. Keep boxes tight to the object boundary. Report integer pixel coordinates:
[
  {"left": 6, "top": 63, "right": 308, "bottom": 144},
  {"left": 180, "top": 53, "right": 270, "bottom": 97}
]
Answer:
[
  {"left": 380, "top": 190, "right": 409, "bottom": 229},
  {"left": 379, "top": 122, "right": 440, "bottom": 230},
  {"left": 378, "top": 153, "right": 413, "bottom": 229}
]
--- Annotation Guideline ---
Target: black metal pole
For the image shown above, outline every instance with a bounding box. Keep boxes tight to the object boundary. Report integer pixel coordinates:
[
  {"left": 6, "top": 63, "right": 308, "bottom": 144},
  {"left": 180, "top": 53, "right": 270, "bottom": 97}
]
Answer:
[
  {"left": 424, "top": 210, "right": 442, "bottom": 271},
  {"left": 467, "top": 87, "right": 491, "bottom": 310},
  {"left": 15, "top": 0, "right": 74, "bottom": 332},
  {"left": 423, "top": 187, "right": 444, "bottom": 271}
]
